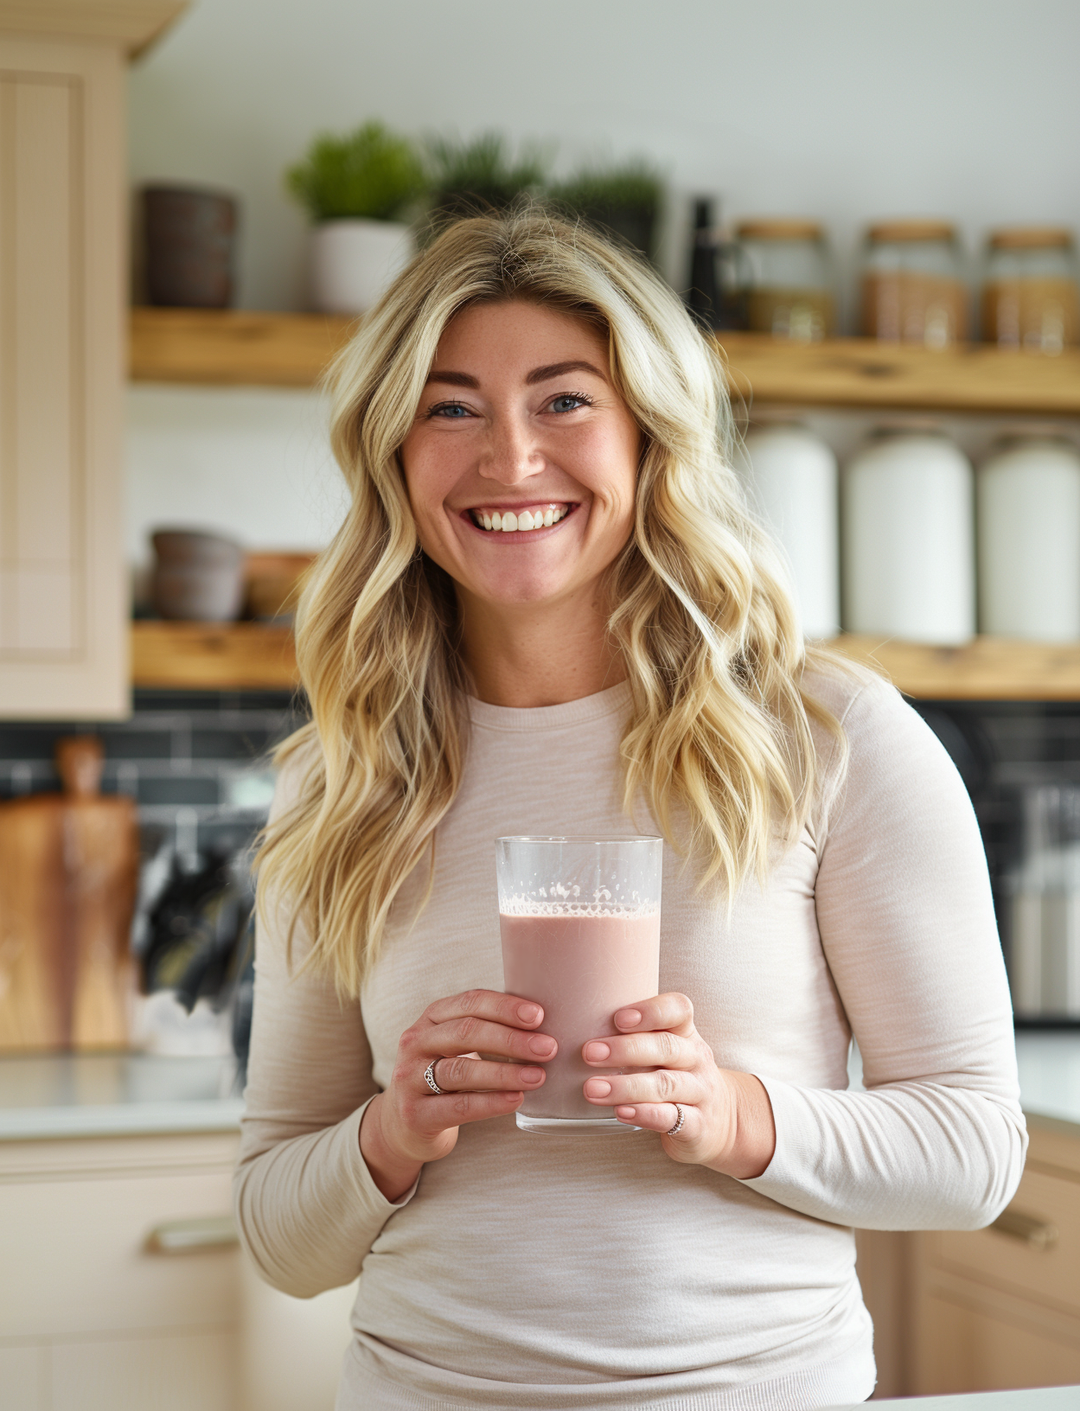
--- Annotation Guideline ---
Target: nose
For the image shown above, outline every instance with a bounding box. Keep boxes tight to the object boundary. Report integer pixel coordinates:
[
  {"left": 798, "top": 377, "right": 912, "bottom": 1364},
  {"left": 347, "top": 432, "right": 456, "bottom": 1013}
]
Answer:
[{"left": 478, "top": 409, "right": 545, "bottom": 486}]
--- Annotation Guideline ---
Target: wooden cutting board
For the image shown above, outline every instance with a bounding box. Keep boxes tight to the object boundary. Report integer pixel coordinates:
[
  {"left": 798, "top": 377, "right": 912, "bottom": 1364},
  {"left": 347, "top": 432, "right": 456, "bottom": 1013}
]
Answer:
[{"left": 0, "top": 737, "right": 139, "bottom": 1051}]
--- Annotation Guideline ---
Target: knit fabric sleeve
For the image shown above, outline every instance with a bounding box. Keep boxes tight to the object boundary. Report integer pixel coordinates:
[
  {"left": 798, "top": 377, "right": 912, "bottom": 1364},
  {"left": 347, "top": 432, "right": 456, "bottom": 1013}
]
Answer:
[
  {"left": 232, "top": 747, "right": 418, "bottom": 1297},
  {"left": 742, "top": 674, "right": 1027, "bottom": 1230}
]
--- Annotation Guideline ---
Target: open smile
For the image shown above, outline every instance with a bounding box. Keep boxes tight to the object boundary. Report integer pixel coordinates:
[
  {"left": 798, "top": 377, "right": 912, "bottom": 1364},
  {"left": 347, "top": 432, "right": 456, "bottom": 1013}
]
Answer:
[{"left": 464, "top": 502, "right": 577, "bottom": 534}]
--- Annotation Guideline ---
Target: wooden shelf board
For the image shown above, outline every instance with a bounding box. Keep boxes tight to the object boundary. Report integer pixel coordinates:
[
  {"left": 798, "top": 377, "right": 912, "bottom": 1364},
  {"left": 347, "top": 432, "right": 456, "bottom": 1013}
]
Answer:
[
  {"left": 718, "top": 332, "right": 1080, "bottom": 418},
  {"left": 129, "top": 308, "right": 354, "bottom": 388},
  {"left": 129, "top": 309, "right": 1080, "bottom": 415},
  {"left": 831, "top": 635, "right": 1080, "bottom": 701},
  {"left": 131, "top": 621, "right": 297, "bottom": 690},
  {"left": 130, "top": 621, "right": 1080, "bottom": 700}
]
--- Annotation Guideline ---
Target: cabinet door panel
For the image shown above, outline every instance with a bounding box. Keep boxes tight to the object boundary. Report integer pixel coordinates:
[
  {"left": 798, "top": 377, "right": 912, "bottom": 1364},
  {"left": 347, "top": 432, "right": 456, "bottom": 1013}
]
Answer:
[
  {"left": 0, "top": 1344, "right": 46, "bottom": 1411},
  {"left": 0, "top": 1169, "right": 238, "bottom": 1337},
  {"left": 0, "top": 33, "right": 126, "bottom": 718},
  {"left": 50, "top": 1330, "right": 236, "bottom": 1411},
  {"left": 930, "top": 1166, "right": 1080, "bottom": 1318},
  {"left": 915, "top": 1285, "right": 1080, "bottom": 1395}
]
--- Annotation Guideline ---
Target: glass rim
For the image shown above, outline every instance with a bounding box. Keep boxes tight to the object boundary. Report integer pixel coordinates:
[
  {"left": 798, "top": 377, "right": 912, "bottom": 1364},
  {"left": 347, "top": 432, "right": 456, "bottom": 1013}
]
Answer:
[{"left": 496, "top": 834, "right": 662, "bottom": 846}]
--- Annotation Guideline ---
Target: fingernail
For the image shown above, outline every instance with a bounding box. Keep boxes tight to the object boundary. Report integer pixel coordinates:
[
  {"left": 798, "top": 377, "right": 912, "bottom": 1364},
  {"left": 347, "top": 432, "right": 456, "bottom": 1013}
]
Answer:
[
  {"left": 517, "top": 1003, "right": 541, "bottom": 1024},
  {"left": 520, "top": 1067, "right": 545, "bottom": 1084},
  {"left": 528, "top": 1035, "right": 556, "bottom": 1056},
  {"left": 615, "top": 1009, "right": 642, "bottom": 1029},
  {"left": 584, "top": 1078, "right": 612, "bottom": 1098},
  {"left": 616, "top": 1106, "right": 637, "bottom": 1121},
  {"left": 583, "top": 1041, "right": 611, "bottom": 1062}
]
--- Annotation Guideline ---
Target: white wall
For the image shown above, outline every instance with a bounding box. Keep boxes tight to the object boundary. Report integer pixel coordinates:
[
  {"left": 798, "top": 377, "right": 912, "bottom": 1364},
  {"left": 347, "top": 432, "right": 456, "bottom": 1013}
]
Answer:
[
  {"left": 124, "top": 0, "right": 1080, "bottom": 564},
  {"left": 126, "top": 386, "right": 345, "bottom": 569},
  {"left": 129, "top": 0, "right": 1080, "bottom": 316}
]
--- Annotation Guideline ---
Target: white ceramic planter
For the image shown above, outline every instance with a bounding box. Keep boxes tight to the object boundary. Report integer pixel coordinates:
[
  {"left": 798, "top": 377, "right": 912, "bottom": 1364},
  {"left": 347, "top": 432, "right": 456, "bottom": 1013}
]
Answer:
[{"left": 309, "top": 218, "right": 413, "bottom": 315}]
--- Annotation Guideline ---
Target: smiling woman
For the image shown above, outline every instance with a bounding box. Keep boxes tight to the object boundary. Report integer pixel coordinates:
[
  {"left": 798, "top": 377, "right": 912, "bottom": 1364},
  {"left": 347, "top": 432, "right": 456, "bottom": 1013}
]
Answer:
[{"left": 234, "top": 207, "right": 1026, "bottom": 1411}]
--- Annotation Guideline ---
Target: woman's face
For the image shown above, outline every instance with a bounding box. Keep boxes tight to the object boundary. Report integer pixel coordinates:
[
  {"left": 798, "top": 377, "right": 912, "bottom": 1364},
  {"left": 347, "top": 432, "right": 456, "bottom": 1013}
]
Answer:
[{"left": 399, "top": 300, "right": 641, "bottom": 615}]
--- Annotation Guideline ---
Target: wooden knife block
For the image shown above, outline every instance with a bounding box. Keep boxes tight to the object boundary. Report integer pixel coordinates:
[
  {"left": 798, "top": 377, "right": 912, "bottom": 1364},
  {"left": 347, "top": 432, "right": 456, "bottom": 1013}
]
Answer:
[{"left": 0, "top": 738, "right": 139, "bottom": 1052}]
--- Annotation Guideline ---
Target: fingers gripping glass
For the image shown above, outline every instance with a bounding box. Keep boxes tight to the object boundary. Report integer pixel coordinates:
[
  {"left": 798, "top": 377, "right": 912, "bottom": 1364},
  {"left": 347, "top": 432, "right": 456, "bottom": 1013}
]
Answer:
[{"left": 496, "top": 836, "right": 663, "bottom": 1134}]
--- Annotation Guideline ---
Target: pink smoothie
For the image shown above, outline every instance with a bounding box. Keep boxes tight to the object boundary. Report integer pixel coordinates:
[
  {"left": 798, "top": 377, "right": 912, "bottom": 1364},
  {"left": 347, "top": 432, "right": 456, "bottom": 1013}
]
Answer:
[{"left": 500, "top": 910, "right": 660, "bottom": 1121}]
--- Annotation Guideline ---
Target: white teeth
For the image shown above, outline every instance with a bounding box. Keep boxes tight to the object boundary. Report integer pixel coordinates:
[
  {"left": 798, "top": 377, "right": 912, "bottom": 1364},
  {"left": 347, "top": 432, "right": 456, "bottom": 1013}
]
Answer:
[{"left": 473, "top": 505, "right": 570, "bottom": 532}]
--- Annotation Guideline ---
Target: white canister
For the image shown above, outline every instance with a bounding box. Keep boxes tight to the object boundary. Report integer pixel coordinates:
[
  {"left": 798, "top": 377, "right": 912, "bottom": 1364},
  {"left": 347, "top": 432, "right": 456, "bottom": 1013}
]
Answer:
[
  {"left": 309, "top": 218, "right": 413, "bottom": 315},
  {"left": 842, "top": 429, "right": 975, "bottom": 644},
  {"left": 736, "top": 423, "right": 839, "bottom": 638},
  {"left": 977, "top": 434, "right": 1080, "bottom": 641}
]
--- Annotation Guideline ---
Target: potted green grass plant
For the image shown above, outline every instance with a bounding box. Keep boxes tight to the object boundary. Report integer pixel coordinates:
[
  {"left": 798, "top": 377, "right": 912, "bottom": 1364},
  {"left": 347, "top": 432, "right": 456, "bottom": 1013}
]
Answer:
[
  {"left": 286, "top": 120, "right": 424, "bottom": 313},
  {"left": 550, "top": 159, "right": 664, "bottom": 262},
  {"left": 426, "top": 133, "right": 548, "bottom": 224}
]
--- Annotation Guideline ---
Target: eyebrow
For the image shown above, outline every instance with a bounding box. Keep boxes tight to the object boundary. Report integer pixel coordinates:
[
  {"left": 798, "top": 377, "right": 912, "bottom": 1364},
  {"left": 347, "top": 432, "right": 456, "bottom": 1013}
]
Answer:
[{"left": 424, "top": 359, "right": 607, "bottom": 389}]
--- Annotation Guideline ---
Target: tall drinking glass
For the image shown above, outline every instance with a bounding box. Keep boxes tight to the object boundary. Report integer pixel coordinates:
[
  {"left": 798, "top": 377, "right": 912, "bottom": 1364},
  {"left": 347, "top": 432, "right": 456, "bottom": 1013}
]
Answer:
[{"left": 496, "top": 835, "right": 662, "bottom": 1134}]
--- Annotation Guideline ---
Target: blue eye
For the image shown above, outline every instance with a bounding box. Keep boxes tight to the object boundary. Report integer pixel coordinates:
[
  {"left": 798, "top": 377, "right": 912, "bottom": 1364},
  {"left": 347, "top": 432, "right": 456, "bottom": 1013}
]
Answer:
[
  {"left": 430, "top": 402, "right": 471, "bottom": 418},
  {"left": 550, "top": 393, "right": 590, "bottom": 413}
]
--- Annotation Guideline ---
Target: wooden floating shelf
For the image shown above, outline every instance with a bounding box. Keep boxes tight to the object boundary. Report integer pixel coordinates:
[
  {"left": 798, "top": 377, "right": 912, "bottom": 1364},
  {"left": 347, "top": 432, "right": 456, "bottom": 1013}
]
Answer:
[
  {"left": 129, "top": 308, "right": 354, "bottom": 388},
  {"left": 831, "top": 635, "right": 1080, "bottom": 701},
  {"left": 129, "top": 309, "right": 1080, "bottom": 416},
  {"left": 130, "top": 622, "right": 1080, "bottom": 701},
  {"left": 131, "top": 621, "right": 297, "bottom": 690}
]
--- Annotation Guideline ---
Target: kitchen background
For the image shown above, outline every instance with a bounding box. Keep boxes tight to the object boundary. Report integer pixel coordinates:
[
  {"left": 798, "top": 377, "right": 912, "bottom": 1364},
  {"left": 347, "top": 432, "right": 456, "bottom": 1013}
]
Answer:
[{"left": 4, "top": 1, "right": 1080, "bottom": 1409}]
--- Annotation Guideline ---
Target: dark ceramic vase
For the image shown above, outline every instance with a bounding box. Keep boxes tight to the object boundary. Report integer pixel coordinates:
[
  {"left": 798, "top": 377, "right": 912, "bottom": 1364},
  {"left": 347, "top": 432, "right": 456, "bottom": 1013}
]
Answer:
[{"left": 143, "top": 186, "right": 238, "bottom": 308}]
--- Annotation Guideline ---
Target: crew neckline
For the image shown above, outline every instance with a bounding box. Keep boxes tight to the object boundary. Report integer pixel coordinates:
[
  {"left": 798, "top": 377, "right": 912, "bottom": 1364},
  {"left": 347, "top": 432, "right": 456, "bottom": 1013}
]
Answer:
[{"left": 466, "top": 680, "right": 631, "bottom": 732}]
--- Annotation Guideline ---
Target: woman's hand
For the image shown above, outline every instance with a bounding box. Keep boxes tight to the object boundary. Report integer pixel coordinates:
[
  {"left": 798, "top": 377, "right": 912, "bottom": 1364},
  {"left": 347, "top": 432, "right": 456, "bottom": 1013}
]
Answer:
[
  {"left": 581, "top": 992, "right": 776, "bottom": 1179},
  {"left": 360, "top": 989, "right": 557, "bottom": 1201}
]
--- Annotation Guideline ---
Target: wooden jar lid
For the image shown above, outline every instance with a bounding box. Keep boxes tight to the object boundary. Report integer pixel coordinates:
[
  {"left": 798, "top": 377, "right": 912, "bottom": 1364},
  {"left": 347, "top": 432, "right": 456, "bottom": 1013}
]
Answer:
[
  {"left": 988, "top": 226, "right": 1073, "bottom": 250},
  {"left": 867, "top": 219, "right": 956, "bottom": 244},
  {"left": 735, "top": 218, "right": 822, "bottom": 241}
]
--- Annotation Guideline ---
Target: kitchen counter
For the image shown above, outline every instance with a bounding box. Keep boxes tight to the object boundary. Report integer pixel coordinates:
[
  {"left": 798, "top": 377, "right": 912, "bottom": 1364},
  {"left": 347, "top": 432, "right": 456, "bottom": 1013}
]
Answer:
[
  {"left": 0, "top": 1030, "right": 1076, "bottom": 1144},
  {"left": 0, "top": 1052, "right": 243, "bottom": 1140},
  {"left": 1014, "top": 1031, "right": 1080, "bottom": 1133},
  {"left": 829, "top": 1386, "right": 1080, "bottom": 1408}
]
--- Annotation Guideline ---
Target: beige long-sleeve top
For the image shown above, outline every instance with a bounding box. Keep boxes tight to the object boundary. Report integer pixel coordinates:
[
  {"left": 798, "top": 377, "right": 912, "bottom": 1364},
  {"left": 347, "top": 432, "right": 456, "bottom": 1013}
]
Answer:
[{"left": 235, "top": 667, "right": 1027, "bottom": 1411}]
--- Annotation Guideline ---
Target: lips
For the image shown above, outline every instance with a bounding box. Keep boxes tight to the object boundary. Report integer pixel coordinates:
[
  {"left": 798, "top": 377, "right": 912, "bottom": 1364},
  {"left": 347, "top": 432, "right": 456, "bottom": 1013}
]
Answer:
[{"left": 466, "top": 503, "right": 574, "bottom": 533}]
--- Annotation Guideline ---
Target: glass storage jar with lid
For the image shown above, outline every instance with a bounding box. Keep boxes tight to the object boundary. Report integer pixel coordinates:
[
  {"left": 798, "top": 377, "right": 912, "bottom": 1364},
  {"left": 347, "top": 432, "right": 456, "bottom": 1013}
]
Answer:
[
  {"left": 735, "top": 219, "right": 833, "bottom": 341},
  {"left": 981, "top": 227, "right": 1079, "bottom": 353},
  {"left": 860, "top": 220, "right": 967, "bottom": 346}
]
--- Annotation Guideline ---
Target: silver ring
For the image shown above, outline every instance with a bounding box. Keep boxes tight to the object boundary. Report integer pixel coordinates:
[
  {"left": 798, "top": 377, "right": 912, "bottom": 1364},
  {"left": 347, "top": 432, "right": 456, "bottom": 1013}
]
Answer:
[
  {"left": 666, "top": 1103, "right": 685, "bottom": 1137},
  {"left": 423, "top": 1059, "right": 444, "bottom": 1095}
]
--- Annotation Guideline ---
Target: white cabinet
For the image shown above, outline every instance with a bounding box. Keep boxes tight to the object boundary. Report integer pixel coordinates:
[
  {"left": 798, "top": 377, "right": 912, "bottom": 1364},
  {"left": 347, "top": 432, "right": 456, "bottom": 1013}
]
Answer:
[
  {"left": 0, "top": 2, "right": 184, "bottom": 718},
  {"left": 0, "top": 1129, "right": 240, "bottom": 1411}
]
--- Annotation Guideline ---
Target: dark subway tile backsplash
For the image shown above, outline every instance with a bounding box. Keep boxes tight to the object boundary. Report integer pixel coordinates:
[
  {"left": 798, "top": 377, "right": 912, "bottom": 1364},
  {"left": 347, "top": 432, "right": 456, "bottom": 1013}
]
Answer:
[{"left": 0, "top": 689, "right": 306, "bottom": 856}]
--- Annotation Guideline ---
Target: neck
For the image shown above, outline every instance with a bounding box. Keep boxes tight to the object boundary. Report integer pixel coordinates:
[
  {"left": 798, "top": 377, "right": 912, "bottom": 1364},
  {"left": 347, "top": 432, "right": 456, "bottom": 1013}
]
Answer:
[{"left": 458, "top": 591, "right": 625, "bottom": 708}]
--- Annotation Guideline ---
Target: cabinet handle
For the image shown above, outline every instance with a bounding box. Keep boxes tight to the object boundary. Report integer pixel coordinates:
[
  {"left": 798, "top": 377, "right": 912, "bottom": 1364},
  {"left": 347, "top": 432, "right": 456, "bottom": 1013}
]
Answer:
[
  {"left": 989, "top": 1207, "right": 1059, "bottom": 1252},
  {"left": 145, "top": 1215, "right": 239, "bottom": 1254}
]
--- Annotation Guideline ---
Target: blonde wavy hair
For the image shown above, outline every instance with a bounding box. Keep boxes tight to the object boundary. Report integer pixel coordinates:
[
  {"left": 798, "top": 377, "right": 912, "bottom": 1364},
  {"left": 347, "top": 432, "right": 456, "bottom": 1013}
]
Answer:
[{"left": 258, "top": 206, "right": 849, "bottom": 996}]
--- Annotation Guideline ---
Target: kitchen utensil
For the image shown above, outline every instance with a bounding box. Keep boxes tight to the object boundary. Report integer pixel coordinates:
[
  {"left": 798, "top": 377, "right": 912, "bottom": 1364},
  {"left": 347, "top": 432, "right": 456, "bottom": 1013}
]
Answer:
[
  {"left": 737, "top": 422, "right": 839, "bottom": 639},
  {"left": 842, "top": 428, "right": 975, "bottom": 645},
  {"left": 143, "top": 185, "right": 238, "bottom": 309},
  {"left": 0, "top": 736, "right": 138, "bottom": 1052},
  {"left": 735, "top": 219, "right": 833, "bottom": 341},
  {"left": 244, "top": 551, "right": 316, "bottom": 621},
  {"left": 977, "top": 434, "right": 1080, "bottom": 641},
  {"left": 1008, "top": 783, "right": 1080, "bottom": 1020},
  {"left": 861, "top": 220, "right": 968, "bottom": 346},
  {"left": 982, "top": 227, "right": 1079, "bottom": 352},
  {"left": 151, "top": 528, "right": 245, "bottom": 622}
]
